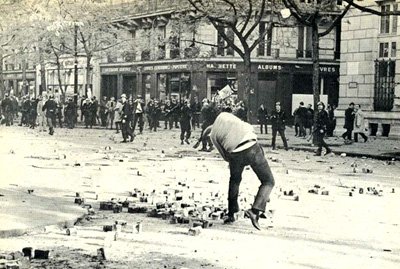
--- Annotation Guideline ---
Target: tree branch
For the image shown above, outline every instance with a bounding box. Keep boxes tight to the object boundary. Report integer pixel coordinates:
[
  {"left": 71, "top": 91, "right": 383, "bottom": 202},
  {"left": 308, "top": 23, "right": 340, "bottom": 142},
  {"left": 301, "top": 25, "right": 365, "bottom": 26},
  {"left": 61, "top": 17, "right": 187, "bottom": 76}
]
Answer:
[
  {"left": 240, "top": 0, "right": 253, "bottom": 35},
  {"left": 243, "top": 0, "right": 266, "bottom": 40}
]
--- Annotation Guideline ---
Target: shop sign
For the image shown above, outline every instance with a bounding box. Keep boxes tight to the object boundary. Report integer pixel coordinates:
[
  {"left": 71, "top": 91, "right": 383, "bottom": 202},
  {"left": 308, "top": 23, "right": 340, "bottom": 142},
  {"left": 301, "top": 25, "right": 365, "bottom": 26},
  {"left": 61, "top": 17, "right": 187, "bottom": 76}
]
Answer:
[
  {"left": 206, "top": 63, "right": 237, "bottom": 70},
  {"left": 257, "top": 64, "right": 282, "bottom": 71},
  {"left": 101, "top": 66, "right": 136, "bottom": 73},
  {"left": 319, "top": 66, "right": 338, "bottom": 74},
  {"left": 143, "top": 64, "right": 189, "bottom": 72}
]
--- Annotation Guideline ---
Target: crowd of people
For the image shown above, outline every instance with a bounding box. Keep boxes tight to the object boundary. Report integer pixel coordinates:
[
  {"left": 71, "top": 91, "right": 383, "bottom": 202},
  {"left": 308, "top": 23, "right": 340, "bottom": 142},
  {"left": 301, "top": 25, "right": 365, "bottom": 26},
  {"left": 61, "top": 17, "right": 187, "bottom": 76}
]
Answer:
[{"left": 1, "top": 91, "right": 368, "bottom": 155}]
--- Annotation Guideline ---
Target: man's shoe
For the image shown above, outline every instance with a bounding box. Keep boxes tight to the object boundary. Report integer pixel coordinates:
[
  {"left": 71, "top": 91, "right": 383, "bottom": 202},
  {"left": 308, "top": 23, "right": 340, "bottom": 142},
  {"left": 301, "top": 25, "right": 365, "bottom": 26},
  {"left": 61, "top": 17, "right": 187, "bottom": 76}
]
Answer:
[
  {"left": 364, "top": 137, "right": 368, "bottom": 142},
  {"left": 185, "top": 139, "right": 190, "bottom": 145},
  {"left": 181, "top": 141, "right": 184, "bottom": 145},
  {"left": 130, "top": 135, "right": 135, "bottom": 142},
  {"left": 223, "top": 215, "right": 235, "bottom": 225},
  {"left": 207, "top": 146, "right": 214, "bottom": 152},
  {"left": 245, "top": 209, "right": 261, "bottom": 230},
  {"left": 199, "top": 148, "right": 207, "bottom": 152},
  {"left": 325, "top": 149, "right": 332, "bottom": 155}
]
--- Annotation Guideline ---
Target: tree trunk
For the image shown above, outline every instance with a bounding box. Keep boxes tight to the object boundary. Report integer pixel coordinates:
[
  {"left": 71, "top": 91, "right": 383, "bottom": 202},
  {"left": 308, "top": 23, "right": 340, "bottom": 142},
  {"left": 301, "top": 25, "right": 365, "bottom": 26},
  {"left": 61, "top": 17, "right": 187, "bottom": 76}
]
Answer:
[
  {"left": 312, "top": 21, "right": 320, "bottom": 124},
  {"left": 243, "top": 51, "right": 252, "bottom": 122},
  {"left": 311, "top": 21, "right": 320, "bottom": 144},
  {"left": 55, "top": 53, "right": 66, "bottom": 103}
]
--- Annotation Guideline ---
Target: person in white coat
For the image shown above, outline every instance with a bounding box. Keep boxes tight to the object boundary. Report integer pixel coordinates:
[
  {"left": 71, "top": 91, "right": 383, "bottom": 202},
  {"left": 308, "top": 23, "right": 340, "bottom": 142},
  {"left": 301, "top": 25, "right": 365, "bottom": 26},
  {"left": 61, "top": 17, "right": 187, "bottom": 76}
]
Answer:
[
  {"left": 36, "top": 95, "right": 47, "bottom": 132},
  {"left": 353, "top": 104, "right": 368, "bottom": 143}
]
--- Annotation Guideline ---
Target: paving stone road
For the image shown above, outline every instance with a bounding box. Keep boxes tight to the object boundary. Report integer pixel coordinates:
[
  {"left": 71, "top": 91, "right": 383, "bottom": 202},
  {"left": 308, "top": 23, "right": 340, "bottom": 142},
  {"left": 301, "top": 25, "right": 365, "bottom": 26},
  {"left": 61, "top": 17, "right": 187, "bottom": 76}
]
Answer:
[{"left": 0, "top": 124, "right": 399, "bottom": 269}]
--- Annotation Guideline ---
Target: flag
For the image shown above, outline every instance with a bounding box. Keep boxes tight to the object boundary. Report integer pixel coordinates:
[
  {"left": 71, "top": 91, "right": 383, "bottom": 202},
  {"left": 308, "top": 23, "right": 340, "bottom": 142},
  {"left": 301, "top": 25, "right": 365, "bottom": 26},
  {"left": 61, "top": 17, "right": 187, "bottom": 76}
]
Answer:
[{"left": 218, "top": 85, "right": 233, "bottom": 100}]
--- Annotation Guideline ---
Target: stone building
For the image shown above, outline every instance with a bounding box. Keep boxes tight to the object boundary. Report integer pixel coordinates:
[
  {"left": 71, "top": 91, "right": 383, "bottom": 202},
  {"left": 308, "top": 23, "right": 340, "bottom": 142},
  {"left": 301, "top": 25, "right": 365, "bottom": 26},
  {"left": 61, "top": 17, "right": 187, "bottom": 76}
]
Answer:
[
  {"left": 97, "top": 0, "right": 341, "bottom": 122},
  {"left": 337, "top": 0, "right": 400, "bottom": 137}
]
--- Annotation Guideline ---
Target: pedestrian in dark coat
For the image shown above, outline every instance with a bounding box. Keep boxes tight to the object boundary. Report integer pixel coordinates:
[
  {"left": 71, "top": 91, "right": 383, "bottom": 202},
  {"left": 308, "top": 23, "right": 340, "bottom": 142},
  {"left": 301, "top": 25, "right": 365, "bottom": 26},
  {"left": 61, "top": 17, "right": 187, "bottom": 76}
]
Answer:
[
  {"left": 83, "top": 98, "right": 93, "bottom": 129},
  {"left": 55, "top": 98, "right": 63, "bottom": 128},
  {"left": 42, "top": 95, "right": 57, "bottom": 135},
  {"left": 29, "top": 97, "right": 38, "bottom": 129},
  {"left": 171, "top": 98, "right": 180, "bottom": 128},
  {"left": 341, "top": 102, "right": 355, "bottom": 141},
  {"left": 314, "top": 102, "right": 332, "bottom": 156},
  {"left": 65, "top": 98, "right": 76, "bottom": 129},
  {"left": 91, "top": 97, "right": 98, "bottom": 127},
  {"left": 20, "top": 96, "right": 31, "bottom": 126},
  {"left": 1, "top": 94, "right": 13, "bottom": 126},
  {"left": 120, "top": 94, "right": 134, "bottom": 142},
  {"left": 180, "top": 100, "right": 192, "bottom": 145},
  {"left": 306, "top": 104, "right": 314, "bottom": 135},
  {"left": 257, "top": 104, "right": 268, "bottom": 134},
  {"left": 163, "top": 99, "right": 173, "bottom": 129},
  {"left": 132, "top": 95, "right": 145, "bottom": 135},
  {"left": 150, "top": 100, "right": 161, "bottom": 132},
  {"left": 99, "top": 96, "right": 108, "bottom": 127},
  {"left": 191, "top": 98, "right": 202, "bottom": 130},
  {"left": 270, "top": 102, "right": 288, "bottom": 150},
  {"left": 326, "top": 104, "right": 336, "bottom": 137}
]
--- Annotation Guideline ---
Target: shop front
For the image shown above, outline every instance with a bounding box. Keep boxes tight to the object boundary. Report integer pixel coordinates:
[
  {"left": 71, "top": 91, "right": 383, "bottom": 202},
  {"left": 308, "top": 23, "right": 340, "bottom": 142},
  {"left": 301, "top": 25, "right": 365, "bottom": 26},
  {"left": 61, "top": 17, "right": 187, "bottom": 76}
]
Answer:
[
  {"left": 100, "top": 65, "right": 137, "bottom": 99},
  {"left": 3, "top": 70, "right": 36, "bottom": 98}
]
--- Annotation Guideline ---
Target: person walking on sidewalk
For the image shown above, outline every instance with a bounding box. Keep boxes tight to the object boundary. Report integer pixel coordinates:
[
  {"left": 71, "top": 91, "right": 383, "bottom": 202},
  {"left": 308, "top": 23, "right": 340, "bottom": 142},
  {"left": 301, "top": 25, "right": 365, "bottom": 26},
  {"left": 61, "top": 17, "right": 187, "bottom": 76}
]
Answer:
[
  {"left": 270, "top": 102, "right": 288, "bottom": 150},
  {"left": 202, "top": 112, "right": 275, "bottom": 230},
  {"left": 342, "top": 102, "right": 355, "bottom": 142},
  {"left": 353, "top": 104, "right": 368, "bottom": 143},
  {"left": 42, "top": 95, "right": 57, "bottom": 135},
  {"left": 314, "top": 102, "right": 332, "bottom": 156}
]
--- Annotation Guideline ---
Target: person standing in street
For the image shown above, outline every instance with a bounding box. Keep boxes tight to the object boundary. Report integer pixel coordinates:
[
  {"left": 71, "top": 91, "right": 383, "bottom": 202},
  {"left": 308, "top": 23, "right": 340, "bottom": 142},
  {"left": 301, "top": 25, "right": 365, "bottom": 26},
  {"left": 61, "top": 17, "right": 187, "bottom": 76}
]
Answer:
[
  {"left": 341, "top": 102, "right": 355, "bottom": 142},
  {"left": 120, "top": 94, "right": 134, "bottom": 143},
  {"left": 106, "top": 96, "right": 116, "bottom": 129},
  {"left": 353, "top": 104, "right": 368, "bottom": 143},
  {"left": 55, "top": 97, "right": 63, "bottom": 128},
  {"left": 191, "top": 97, "right": 201, "bottom": 130},
  {"left": 180, "top": 100, "right": 192, "bottom": 145},
  {"left": 132, "top": 95, "right": 145, "bottom": 135},
  {"left": 313, "top": 101, "right": 332, "bottom": 156},
  {"left": 36, "top": 95, "right": 47, "bottom": 132},
  {"left": 202, "top": 112, "right": 275, "bottom": 230},
  {"left": 257, "top": 104, "right": 268, "bottom": 134},
  {"left": 114, "top": 99, "right": 123, "bottom": 134},
  {"left": 270, "top": 102, "right": 288, "bottom": 150},
  {"left": 306, "top": 104, "right": 314, "bottom": 136},
  {"left": 64, "top": 97, "right": 76, "bottom": 129},
  {"left": 1, "top": 93, "right": 13, "bottom": 126},
  {"left": 42, "top": 95, "right": 57, "bottom": 135},
  {"left": 99, "top": 96, "right": 108, "bottom": 127},
  {"left": 29, "top": 97, "right": 38, "bottom": 129}
]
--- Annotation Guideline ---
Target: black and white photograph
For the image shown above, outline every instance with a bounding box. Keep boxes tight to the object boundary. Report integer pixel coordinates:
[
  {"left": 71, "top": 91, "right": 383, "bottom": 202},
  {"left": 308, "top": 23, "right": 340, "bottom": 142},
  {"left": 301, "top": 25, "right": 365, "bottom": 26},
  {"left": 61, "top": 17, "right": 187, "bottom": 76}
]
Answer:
[{"left": 0, "top": 0, "right": 399, "bottom": 268}]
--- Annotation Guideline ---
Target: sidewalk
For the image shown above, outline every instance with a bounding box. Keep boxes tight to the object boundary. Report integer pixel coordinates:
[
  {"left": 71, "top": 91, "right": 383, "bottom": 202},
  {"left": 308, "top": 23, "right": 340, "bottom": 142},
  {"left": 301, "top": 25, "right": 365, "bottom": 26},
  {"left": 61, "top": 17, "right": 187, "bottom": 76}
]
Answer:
[
  {"left": 254, "top": 125, "right": 400, "bottom": 160},
  {"left": 0, "top": 187, "right": 87, "bottom": 238}
]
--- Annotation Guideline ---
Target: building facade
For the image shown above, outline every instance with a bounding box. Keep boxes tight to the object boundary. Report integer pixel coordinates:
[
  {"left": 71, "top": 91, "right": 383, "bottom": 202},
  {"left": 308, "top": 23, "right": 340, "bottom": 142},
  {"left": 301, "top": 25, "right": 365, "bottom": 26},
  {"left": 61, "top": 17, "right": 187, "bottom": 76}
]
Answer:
[
  {"left": 338, "top": 0, "right": 400, "bottom": 137},
  {"left": 97, "top": 0, "right": 341, "bottom": 123}
]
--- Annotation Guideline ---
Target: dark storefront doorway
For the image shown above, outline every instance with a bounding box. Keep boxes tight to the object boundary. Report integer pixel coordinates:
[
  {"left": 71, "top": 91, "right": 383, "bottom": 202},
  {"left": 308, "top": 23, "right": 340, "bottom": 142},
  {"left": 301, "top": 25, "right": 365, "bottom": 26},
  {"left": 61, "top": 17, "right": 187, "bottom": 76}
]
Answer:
[
  {"left": 257, "top": 73, "right": 277, "bottom": 114},
  {"left": 101, "top": 75, "right": 118, "bottom": 99},
  {"left": 122, "top": 75, "right": 136, "bottom": 99}
]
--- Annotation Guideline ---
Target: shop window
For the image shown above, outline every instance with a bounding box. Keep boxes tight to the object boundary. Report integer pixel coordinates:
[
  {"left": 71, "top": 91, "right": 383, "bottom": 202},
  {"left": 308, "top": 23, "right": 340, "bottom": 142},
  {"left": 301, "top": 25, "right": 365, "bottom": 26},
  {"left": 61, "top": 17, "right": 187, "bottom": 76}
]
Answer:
[
  {"left": 207, "top": 73, "right": 237, "bottom": 100},
  {"left": 374, "top": 59, "right": 395, "bottom": 111},
  {"left": 167, "top": 73, "right": 191, "bottom": 99},
  {"left": 379, "top": 42, "right": 389, "bottom": 58}
]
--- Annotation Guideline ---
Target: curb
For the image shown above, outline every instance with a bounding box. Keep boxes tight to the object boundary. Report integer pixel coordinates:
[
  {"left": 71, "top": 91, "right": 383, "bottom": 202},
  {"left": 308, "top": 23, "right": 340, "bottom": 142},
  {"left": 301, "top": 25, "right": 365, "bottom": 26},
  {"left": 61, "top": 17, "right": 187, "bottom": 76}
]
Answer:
[{"left": 258, "top": 142, "right": 400, "bottom": 161}]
